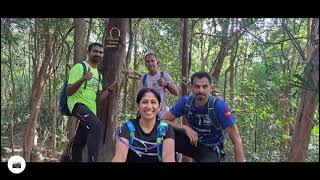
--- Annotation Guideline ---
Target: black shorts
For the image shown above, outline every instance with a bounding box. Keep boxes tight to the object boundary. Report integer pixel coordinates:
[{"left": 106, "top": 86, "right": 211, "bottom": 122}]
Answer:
[{"left": 174, "top": 130, "right": 221, "bottom": 162}]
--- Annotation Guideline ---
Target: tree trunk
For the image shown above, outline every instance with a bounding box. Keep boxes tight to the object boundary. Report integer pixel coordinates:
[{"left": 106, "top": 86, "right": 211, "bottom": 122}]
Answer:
[
  {"left": 211, "top": 19, "right": 244, "bottom": 85},
  {"left": 99, "top": 18, "right": 129, "bottom": 161},
  {"left": 188, "top": 19, "right": 195, "bottom": 78},
  {"left": 52, "top": 50, "right": 58, "bottom": 150},
  {"left": 74, "top": 18, "right": 86, "bottom": 61},
  {"left": 122, "top": 18, "right": 133, "bottom": 113},
  {"left": 181, "top": 18, "right": 190, "bottom": 95},
  {"left": 131, "top": 28, "right": 139, "bottom": 111},
  {"left": 181, "top": 18, "right": 193, "bottom": 162},
  {"left": 66, "top": 18, "right": 87, "bottom": 140},
  {"left": 181, "top": 18, "right": 189, "bottom": 97},
  {"left": 31, "top": 18, "right": 39, "bottom": 110},
  {"left": 23, "top": 18, "right": 53, "bottom": 161},
  {"left": 288, "top": 18, "right": 319, "bottom": 162},
  {"left": 85, "top": 18, "right": 93, "bottom": 49},
  {"left": 5, "top": 18, "right": 16, "bottom": 156},
  {"left": 229, "top": 19, "right": 239, "bottom": 107}
]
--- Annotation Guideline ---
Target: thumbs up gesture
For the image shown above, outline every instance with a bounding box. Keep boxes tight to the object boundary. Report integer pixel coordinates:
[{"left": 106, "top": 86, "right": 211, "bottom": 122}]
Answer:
[
  {"left": 81, "top": 67, "right": 93, "bottom": 82},
  {"left": 157, "top": 77, "right": 168, "bottom": 87}
]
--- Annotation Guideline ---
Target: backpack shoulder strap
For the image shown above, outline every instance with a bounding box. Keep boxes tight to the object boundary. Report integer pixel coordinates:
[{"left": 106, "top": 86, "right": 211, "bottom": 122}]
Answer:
[
  {"left": 208, "top": 96, "right": 225, "bottom": 138},
  {"left": 184, "top": 95, "right": 194, "bottom": 118},
  {"left": 142, "top": 73, "right": 147, "bottom": 87},
  {"left": 156, "top": 120, "right": 169, "bottom": 162},
  {"left": 98, "top": 72, "right": 102, "bottom": 92},
  {"left": 157, "top": 120, "right": 168, "bottom": 139},
  {"left": 125, "top": 119, "right": 136, "bottom": 144},
  {"left": 79, "top": 61, "right": 87, "bottom": 89},
  {"left": 208, "top": 96, "right": 221, "bottom": 129},
  {"left": 160, "top": 71, "right": 164, "bottom": 78}
]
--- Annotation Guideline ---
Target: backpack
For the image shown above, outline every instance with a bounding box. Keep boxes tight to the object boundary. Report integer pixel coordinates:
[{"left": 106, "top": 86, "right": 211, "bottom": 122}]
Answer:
[
  {"left": 184, "top": 95, "right": 226, "bottom": 157},
  {"left": 59, "top": 61, "right": 101, "bottom": 116},
  {"left": 122, "top": 119, "right": 169, "bottom": 162},
  {"left": 142, "top": 71, "right": 164, "bottom": 87}
]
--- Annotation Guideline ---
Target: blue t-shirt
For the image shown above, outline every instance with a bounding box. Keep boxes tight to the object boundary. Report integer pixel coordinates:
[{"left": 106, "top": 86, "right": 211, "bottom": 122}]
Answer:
[{"left": 170, "top": 96, "right": 235, "bottom": 144}]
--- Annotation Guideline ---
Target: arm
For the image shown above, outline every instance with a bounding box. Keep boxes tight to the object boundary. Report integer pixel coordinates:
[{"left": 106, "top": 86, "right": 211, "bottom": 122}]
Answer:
[
  {"left": 98, "top": 81, "right": 118, "bottom": 102},
  {"left": 163, "top": 112, "right": 185, "bottom": 132},
  {"left": 162, "top": 138, "right": 175, "bottom": 162},
  {"left": 158, "top": 73, "right": 178, "bottom": 96},
  {"left": 66, "top": 78, "right": 85, "bottom": 96},
  {"left": 112, "top": 137, "right": 129, "bottom": 162},
  {"left": 166, "top": 82, "right": 178, "bottom": 96},
  {"left": 225, "top": 124, "right": 245, "bottom": 162},
  {"left": 163, "top": 112, "right": 198, "bottom": 146},
  {"left": 66, "top": 68, "right": 93, "bottom": 96}
]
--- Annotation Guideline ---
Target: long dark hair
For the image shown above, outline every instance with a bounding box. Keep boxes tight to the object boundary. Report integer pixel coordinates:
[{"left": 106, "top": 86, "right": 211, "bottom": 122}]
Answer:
[{"left": 135, "top": 88, "right": 161, "bottom": 120}]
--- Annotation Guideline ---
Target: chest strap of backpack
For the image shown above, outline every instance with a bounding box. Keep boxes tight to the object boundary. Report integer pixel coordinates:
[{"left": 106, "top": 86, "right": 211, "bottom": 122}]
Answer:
[
  {"left": 79, "top": 61, "right": 88, "bottom": 89},
  {"left": 125, "top": 119, "right": 168, "bottom": 161},
  {"left": 125, "top": 120, "right": 136, "bottom": 145},
  {"left": 184, "top": 95, "right": 194, "bottom": 120},
  {"left": 156, "top": 120, "right": 168, "bottom": 162},
  {"left": 207, "top": 96, "right": 226, "bottom": 157}
]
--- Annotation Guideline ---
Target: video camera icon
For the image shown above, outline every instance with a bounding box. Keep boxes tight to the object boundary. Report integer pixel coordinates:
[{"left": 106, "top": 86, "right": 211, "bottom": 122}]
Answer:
[
  {"left": 12, "top": 162, "right": 22, "bottom": 168},
  {"left": 8, "top": 155, "right": 26, "bottom": 174}
]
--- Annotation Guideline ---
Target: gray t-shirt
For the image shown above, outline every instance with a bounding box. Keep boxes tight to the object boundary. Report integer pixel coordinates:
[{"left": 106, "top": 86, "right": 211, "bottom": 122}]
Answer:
[{"left": 138, "top": 71, "right": 173, "bottom": 119}]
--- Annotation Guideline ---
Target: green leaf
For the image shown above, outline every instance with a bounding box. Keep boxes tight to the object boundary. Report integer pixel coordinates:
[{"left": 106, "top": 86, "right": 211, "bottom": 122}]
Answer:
[
  {"left": 293, "top": 74, "right": 306, "bottom": 84},
  {"left": 312, "top": 125, "right": 319, "bottom": 135}
]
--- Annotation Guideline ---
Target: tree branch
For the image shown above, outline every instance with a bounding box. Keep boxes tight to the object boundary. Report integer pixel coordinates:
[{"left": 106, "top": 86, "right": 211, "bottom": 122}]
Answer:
[{"left": 240, "top": 22, "right": 310, "bottom": 46}]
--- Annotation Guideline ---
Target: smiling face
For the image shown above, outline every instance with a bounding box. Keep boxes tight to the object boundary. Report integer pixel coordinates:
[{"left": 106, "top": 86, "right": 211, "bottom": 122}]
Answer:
[
  {"left": 88, "top": 45, "right": 104, "bottom": 64},
  {"left": 144, "top": 54, "right": 158, "bottom": 74},
  {"left": 138, "top": 92, "right": 160, "bottom": 121}
]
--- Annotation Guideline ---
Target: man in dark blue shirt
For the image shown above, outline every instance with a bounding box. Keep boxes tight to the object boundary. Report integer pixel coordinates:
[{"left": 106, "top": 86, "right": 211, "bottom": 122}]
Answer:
[{"left": 163, "top": 71, "right": 245, "bottom": 162}]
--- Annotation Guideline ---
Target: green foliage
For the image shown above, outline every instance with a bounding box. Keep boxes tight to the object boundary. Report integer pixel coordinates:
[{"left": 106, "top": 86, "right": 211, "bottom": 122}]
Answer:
[{"left": 1, "top": 18, "right": 318, "bottom": 162}]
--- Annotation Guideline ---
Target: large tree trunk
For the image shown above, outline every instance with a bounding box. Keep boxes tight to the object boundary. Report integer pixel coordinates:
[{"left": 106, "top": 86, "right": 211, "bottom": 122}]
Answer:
[
  {"left": 99, "top": 18, "right": 129, "bottom": 161},
  {"left": 74, "top": 18, "right": 86, "bottom": 61},
  {"left": 66, "top": 18, "right": 87, "bottom": 140},
  {"left": 181, "top": 18, "right": 193, "bottom": 162},
  {"left": 23, "top": 18, "right": 53, "bottom": 161},
  {"left": 288, "top": 18, "right": 319, "bottom": 162}
]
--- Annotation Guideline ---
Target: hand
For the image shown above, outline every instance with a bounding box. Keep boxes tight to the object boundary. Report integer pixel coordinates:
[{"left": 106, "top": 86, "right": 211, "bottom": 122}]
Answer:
[
  {"left": 184, "top": 126, "right": 198, "bottom": 146},
  {"left": 81, "top": 68, "right": 93, "bottom": 82},
  {"left": 157, "top": 77, "right": 168, "bottom": 87},
  {"left": 107, "top": 81, "right": 120, "bottom": 92}
]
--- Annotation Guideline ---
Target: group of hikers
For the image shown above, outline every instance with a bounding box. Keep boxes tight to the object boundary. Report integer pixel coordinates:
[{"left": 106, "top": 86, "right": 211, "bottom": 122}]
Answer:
[{"left": 61, "top": 42, "right": 245, "bottom": 162}]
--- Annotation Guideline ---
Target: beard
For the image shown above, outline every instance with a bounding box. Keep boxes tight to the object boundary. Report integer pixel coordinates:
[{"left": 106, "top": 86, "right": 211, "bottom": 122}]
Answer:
[
  {"left": 91, "top": 56, "right": 101, "bottom": 63},
  {"left": 195, "top": 93, "right": 206, "bottom": 101}
]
